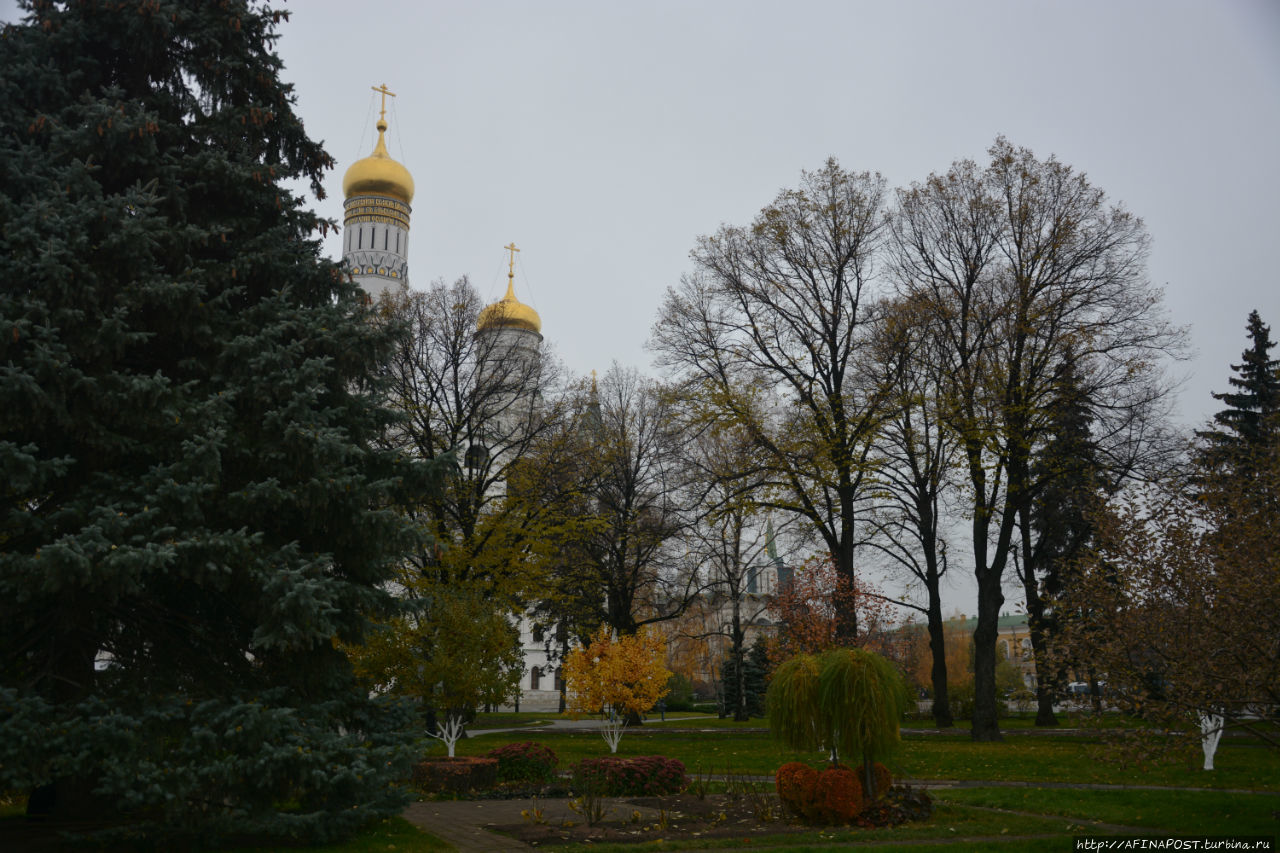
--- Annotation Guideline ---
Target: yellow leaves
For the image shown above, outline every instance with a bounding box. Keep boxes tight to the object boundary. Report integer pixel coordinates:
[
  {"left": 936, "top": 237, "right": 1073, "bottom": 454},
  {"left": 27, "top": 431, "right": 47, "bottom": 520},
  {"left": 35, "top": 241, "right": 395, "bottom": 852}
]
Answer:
[{"left": 564, "top": 627, "right": 671, "bottom": 718}]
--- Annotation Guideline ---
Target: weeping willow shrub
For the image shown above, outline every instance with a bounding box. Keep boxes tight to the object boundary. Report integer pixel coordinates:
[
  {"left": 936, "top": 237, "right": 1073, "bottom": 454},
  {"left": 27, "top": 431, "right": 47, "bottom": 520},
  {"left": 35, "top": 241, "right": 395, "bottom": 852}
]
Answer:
[
  {"left": 766, "top": 654, "right": 822, "bottom": 754},
  {"left": 819, "top": 648, "right": 909, "bottom": 766},
  {"left": 767, "top": 647, "right": 910, "bottom": 797}
]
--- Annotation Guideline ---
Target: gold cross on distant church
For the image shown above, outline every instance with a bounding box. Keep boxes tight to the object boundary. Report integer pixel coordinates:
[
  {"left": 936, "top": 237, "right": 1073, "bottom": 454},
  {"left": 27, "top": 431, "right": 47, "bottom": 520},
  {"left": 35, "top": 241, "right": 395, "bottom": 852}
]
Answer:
[
  {"left": 372, "top": 83, "right": 396, "bottom": 122},
  {"left": 504, "top": 242, "right": 520, "bottom": 280}
]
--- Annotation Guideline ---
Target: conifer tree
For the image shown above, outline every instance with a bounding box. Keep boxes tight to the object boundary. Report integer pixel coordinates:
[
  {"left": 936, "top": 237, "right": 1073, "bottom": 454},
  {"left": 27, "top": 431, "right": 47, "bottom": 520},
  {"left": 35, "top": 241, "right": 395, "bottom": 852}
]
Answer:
[
  {"left": 1197, "top": 310, "right": 1280, "bottom": 476},
  {"left": 1023, "top": 358, "right": 1105, "bottom": 725},
  {"left": 720, "top": 633, "right": 769, "bottom": 718},
  {"left": 0, "top": 1, "right": 429, "bottom": 843}
]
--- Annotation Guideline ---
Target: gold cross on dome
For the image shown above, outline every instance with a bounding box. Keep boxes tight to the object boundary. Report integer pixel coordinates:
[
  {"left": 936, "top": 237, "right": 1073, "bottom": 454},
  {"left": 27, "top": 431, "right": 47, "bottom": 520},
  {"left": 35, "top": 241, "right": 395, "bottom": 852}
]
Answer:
[
  {"left": 504, "top": 242, "right": 520, "bottom": 280},
  {"left": 372, "top": 84, "right": 396, "bottom": 122}
]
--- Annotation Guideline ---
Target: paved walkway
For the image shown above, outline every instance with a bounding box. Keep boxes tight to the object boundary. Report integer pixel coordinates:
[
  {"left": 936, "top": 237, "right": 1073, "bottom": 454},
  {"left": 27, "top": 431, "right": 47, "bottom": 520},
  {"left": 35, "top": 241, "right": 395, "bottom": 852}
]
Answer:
[{"left": 467, "top": 714, "right": 710, "bottom": 737}]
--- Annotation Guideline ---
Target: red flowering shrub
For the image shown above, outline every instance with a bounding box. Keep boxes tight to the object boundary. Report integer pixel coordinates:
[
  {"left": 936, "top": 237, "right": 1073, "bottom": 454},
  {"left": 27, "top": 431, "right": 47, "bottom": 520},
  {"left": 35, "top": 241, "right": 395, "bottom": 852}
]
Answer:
[
  {"left": 571, "top": 755, "right": 687, "bottom": 796},
  {"left": 776, "top": 763, "right": 871, "bottom": 823},
  {"left": 812, "top": 767, "right": 863, "bottom": 823},
  {"left": 412, "top": 756, "right": 498, "bottom": 795},
  {"left": 486, "top": 741, "right": 559, "bottom": 785},
  {"left": 775, "top": 762, "right": 819, "bottom": 819}
]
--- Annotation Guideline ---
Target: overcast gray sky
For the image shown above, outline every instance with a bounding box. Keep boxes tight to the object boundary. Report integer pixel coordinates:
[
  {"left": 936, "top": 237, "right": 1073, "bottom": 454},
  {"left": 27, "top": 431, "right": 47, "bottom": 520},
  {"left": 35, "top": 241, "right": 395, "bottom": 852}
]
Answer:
[
  {"left": 5, "top": 0, "right": 1278, "bottom": 615},
  {"left": 275, "top": 0, "right": 1279, "bottom": 614},
  {"left": 264, "top": 0, "right": 1278, "bottom": 427}
]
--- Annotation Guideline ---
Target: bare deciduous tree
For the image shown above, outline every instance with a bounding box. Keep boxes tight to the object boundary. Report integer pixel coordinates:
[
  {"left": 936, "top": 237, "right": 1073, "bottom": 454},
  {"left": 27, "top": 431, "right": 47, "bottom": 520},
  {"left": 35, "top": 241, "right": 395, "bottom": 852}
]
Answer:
[
  {"left": 890, "top": 138, "right": 1183, "bottom": 741},
  {"left": 653, "top": 159, "right": 893, "bottom": 643},
  {"left": 862, "top": 296, "right": 960, "bottom": 727},
  {"left": 675, "top": 422, "right": 787, "bottom": 721},
  {"left": 1056, "top": 436, "right": 1280, "bottom": 767},
  {"left": 555, "top": 366, "right": 702, "bottom": 639},
  {"left": 376, "top": 278, "right": 566, "bottom": 595}
]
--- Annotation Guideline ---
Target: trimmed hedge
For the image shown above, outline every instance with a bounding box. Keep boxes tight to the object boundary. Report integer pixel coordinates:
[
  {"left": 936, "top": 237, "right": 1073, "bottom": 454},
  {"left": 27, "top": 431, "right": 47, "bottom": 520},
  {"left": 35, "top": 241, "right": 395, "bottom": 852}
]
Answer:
[
  {"left": 412, "top": 757, "right": 498, "bottom": 795},
  {"left": 572, "top": 755, "right": 687, "bottom": 796},
  {"left": 486, "top": 741, "right": 559, "bottom": 785}
]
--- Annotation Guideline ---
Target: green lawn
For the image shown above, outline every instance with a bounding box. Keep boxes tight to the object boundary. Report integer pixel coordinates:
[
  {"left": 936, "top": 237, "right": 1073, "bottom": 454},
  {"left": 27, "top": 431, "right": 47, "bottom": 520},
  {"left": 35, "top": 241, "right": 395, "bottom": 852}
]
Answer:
[
  {"left": 453, "top": 723, "right": 1280, "bottom": 791},
  {"left": 546, "top": 800, "right": 1075, "bottom": 852},
  {"left": 9, "top": 717, "right": 1278, "bottom": 851},
  {"left": 932, "top": 787, "right": 1280, "bottom": 836}
]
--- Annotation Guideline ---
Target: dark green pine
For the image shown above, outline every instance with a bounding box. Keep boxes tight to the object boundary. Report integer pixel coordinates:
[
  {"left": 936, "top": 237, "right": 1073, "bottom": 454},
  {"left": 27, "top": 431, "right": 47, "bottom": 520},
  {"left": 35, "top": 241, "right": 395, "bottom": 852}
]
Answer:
[
  {"left": 1198, "top": 310, "right": 1280, "bottom": 471},
  {"left": 0, "top": 1, "right": 432, "bottom": 845},
  {"left": 720, "top": 634, "right": 770, "bottom": 719}
]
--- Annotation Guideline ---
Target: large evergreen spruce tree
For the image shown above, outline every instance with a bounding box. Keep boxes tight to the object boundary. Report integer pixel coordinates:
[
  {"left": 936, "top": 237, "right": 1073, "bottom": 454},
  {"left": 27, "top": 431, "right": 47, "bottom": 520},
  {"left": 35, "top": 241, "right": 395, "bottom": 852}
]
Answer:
[
  {"left": 1197, "top": 310, "right": 1280, "bottom": 475},
  {"left": 0, "top": 0, "right": 427, "bottom": 843},
  {"left": 1025, "top": 359, "right": 1105, "bottom": 724}
]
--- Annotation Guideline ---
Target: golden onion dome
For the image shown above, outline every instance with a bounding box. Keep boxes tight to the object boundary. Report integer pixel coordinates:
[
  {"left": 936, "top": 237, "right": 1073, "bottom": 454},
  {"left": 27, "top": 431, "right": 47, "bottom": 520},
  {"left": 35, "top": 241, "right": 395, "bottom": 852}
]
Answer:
[
  {"left": 478, "top": 278, "right": 542, "bottom": 335},
  {"left": 342, "top": 118, "right": 415, "bottom": 204}
]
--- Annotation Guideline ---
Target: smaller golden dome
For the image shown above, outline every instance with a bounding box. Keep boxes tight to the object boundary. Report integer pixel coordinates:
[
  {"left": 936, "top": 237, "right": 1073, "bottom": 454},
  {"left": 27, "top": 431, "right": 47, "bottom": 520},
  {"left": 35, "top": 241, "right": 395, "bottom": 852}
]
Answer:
[
  {"left": 342, "top": 118, "right": 415, "bottom": 205},
  {"left": 478, "top": 278, "right": 542, "bottom": 335}
]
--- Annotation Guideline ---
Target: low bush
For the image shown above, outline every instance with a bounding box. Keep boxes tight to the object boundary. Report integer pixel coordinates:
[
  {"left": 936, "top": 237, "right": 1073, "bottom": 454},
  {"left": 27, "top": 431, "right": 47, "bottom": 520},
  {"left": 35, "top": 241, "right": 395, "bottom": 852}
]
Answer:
[
  {"left": 486, "top": 741, "right": 558, "bottom": 785},
  {"left": 775, "top": 761, "right": 819, "bottom": 819},
  {"left": 811, "top": 767, "right": 863, "bottom": 823},
  {"left": 947, "top": 681, "right": 1008, "bottom": 721},
  {"left": 664, "top": 672, "right": 696, "bottom": 712},
  {"left": 947, "top": 681, "right": 976, "bottom": 720},
  {"left": 855, "top": 785, "right": 934, "bottom": 827},
  {"left": 776, "top": 761, "right": 893, "bottom": 823},
  {"left": 412, "top": 757, "right": 498, "bottom": 795},
  {"left": 572, "top": 755, "right": 687, "bottom": 796}
]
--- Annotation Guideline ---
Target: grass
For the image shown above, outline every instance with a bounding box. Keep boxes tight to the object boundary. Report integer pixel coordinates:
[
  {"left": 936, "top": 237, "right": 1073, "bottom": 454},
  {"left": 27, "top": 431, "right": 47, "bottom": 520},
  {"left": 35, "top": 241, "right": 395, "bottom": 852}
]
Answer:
[
  {"left": 9, "top": 714, "right": 1278, "bottom": 851},
  {"left": 542, "top": 800, "right": 1090, "bottom": 852},
  {"left": 454, "top": 723, "right": 1280, "bottom": 791},
  {"left": 520, "top": 788, "right": 1280, "bottom": 852},
  {"left": 931, "top": 787, "right": 1280, "bottom": 835}
]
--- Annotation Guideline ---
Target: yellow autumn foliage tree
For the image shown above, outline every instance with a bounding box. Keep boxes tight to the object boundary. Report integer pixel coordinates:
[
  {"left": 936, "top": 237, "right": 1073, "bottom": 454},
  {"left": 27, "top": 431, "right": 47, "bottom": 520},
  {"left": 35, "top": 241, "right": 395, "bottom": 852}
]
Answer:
[{"left": 564, "top": 627, "right": 672, "bottom": 752}]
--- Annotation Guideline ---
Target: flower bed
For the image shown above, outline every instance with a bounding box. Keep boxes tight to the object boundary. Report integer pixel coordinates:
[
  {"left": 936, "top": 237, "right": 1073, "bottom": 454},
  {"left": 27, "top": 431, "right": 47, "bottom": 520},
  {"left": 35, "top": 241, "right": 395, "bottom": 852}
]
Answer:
[
  {"left": 775, "top": 761, "right": 897, "bottom": 823},
  {"left": 412, "top": 756, "right": 498, "bottom": 795},
  {"left": 486, "top": 741, "right": 559, "bottom": 785},
  {"left": 572, "top": 755, "right": 687, "bottom": 796}
]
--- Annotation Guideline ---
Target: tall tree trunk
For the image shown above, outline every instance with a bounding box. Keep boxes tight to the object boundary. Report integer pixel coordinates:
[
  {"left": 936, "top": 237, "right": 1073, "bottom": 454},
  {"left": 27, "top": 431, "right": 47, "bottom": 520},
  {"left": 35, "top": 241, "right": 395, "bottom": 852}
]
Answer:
[
  {"left": 731, "top": 597, "right": 748, "bottom": 722},
  {"left": 833, "top": 496, "right": 858, "bottom": 644},
  {"left": 967, "top": 450, "right": 1009, "bottom": 743},
  {"left": 1018, "top": 510, "right": 1059, "bottom": 726},
  {"left": 971, "top": 574, "right": 1005, "bottom": 742},
  {"left": 925, "top": 592, "right": 954, "bottom": 727}
]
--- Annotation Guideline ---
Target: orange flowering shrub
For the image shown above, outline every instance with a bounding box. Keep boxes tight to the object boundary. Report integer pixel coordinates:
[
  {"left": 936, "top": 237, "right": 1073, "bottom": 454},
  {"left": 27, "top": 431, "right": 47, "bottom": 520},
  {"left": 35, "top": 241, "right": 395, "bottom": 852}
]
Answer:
[
  {"left": 812, "top": 767, "right": 863, "bottom": 823},
  {"left": 775, "top": 762, "right": 819, "bottom": 819},
  {"left": 776, "top": 762, "right": 871, "bottom": 823}
]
